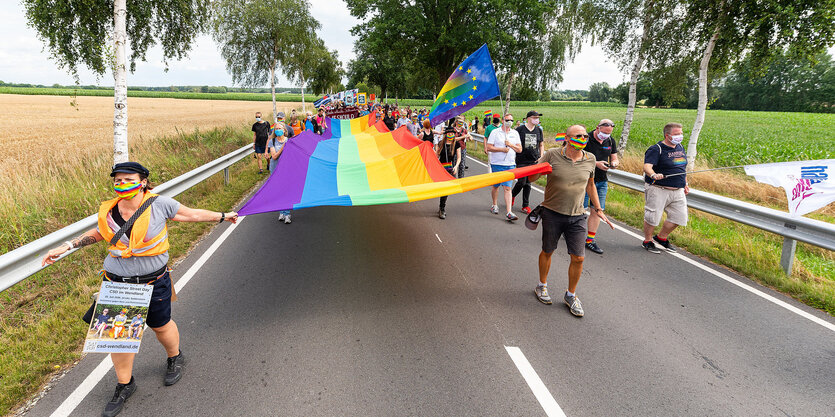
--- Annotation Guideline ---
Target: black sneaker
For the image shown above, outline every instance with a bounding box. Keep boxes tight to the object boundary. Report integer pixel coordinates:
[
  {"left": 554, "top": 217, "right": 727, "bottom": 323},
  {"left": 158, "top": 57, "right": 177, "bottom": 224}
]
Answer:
[
  {"left": 438, "top": 209, "right": 446, "bottom": 219},
  {"left": 585, "top": 241, "right": 604, "bottom": 254},
  {"left": 653, "top": 235, "right": 677, "bottom": 253},
  {"left": 102, "top": 377, "right": 136, "bottom": 417},
  {"left": 642, "top": 241, "right": 661, "bottom": 254},
  {"left": 164, "top": 350, "right": 185, "bottom": 386}
]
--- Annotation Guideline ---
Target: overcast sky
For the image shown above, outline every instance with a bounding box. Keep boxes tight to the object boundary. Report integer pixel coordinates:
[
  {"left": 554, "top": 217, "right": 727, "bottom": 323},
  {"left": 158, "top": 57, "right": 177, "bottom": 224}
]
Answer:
[{"left": 0, "top": 0, "right": 627, "bottom": 90}]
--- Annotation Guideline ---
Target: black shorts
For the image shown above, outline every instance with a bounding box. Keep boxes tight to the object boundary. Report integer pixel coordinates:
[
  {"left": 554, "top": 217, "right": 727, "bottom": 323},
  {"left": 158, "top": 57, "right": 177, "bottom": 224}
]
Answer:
[
  {"left": 146, "top": 271, "right": 173, "bottom": 328},
  {"left": 541, "top": 208, "right": 587, "bottom": 256}
]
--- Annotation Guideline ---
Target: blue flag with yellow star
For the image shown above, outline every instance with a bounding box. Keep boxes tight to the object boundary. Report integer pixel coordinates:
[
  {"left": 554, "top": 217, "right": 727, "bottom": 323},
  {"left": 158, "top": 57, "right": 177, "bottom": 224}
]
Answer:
[{"left": 427, "top": 44, "right": 501, "bottom": 127}]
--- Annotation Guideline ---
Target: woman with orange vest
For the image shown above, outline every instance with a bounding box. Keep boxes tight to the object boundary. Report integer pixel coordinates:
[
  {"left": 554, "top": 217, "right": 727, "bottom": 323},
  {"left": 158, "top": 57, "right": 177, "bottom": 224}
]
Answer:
[{"left": 42, "top": 162, "right": 238, "bottom": 417}]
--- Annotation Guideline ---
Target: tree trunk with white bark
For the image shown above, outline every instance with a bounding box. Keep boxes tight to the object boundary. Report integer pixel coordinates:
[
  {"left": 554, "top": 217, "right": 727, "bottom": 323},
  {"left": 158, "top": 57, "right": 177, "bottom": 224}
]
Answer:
[
  {"left": 687, "top": 25, "right": 720, "bottom": 171},
  {"left": 270, "top": 62, "right": 277, "bottom": 122},
  {"left": 503, "top": 71, "right": 515, "bottom": 116},
  {"left": 112, "top": 0, "right": 129, "bottom": 164},
  {"left": 618, "top": 55, "right": 643, "bottom": 156}
]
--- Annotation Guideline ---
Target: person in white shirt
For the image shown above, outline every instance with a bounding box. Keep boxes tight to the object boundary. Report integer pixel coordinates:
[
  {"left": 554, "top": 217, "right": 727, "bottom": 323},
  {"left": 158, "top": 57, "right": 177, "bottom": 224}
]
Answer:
[{"left": 486, "top": 113, "right": 523, "bottom": 221}]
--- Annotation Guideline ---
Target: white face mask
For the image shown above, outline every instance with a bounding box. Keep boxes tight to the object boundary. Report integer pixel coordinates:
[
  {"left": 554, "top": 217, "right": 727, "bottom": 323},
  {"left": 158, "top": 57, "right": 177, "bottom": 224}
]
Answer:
[
  {"left": 597, "top": 131, "right": 610, "bottom": 140},
  {"left": 504, "top": 120, "right": 513, "bottom": 127},
  {"left": 670, "top": 134, "right": 684, "bottom": 145}
]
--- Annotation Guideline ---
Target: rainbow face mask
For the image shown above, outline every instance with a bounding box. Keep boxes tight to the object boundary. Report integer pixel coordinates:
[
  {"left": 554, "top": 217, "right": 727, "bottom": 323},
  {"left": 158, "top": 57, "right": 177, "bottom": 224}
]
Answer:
[
  {"left": 114, "top": 182, "right": 143, "bottom": 200},
  {"left": 568, "top": 134, "right": 589, "bottom": 150}
]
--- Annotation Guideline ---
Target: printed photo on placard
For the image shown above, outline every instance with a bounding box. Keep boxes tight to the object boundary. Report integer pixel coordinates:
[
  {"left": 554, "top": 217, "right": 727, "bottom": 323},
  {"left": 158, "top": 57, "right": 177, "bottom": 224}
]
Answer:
[{"left": 84, "top": 281, "right": 153, "bottom": 353}]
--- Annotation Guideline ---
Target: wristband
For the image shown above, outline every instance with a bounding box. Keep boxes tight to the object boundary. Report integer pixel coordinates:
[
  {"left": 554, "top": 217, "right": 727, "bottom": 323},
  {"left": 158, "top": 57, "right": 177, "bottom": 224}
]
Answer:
[
  {"left": 64, "top": 241, "right": 74, "bottom": 251},
  {"left": 219, "top": 212, "right": 225, "bottom": 224}
]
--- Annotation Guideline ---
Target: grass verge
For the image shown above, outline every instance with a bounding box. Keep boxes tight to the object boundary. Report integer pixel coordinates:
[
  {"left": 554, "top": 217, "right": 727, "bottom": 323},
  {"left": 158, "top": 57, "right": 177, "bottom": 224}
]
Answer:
[
  {"left": 0, "top": 127, "right": 263, "bottom": 415},
  {"left": 465, "top": 142, "right": 834, "bottom": 316}
]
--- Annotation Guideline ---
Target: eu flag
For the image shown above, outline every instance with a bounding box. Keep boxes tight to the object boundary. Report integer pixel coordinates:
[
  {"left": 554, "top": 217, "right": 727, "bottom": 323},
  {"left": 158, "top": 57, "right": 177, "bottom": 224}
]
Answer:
[{"left": 427, "top": 44, "right": 501, "bottom": 126}]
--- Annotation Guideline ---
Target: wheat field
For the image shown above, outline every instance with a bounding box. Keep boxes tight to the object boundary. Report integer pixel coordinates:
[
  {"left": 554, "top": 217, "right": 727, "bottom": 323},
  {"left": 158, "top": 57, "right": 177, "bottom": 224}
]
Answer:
[{"left": 0, "top": 93, "right": 309, "bottom": 176}]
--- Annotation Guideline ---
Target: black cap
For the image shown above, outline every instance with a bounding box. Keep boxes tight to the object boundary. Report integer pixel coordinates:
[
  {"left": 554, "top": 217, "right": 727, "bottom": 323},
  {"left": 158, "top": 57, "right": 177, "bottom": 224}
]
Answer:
[
  {"left": 526, "top": 110, "right": 542, "bottom": 118},
  {"left": 110, "top": 162, "right": 150, "bottom": 177}
]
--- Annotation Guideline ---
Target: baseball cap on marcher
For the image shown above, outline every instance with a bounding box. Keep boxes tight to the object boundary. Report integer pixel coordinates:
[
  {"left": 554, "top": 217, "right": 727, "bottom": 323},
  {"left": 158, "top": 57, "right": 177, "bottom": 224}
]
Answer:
[
  {"left": 110, "top": 162, "right": 150, "bottom": 177},
  {"left": 526, "top": 110, "right": 542, "bottom": 118},
  {"left": 525, "top": 205, "right": 543, "bottom": 230},
  {"left": 277, "top": 112, "right": 286, "bottom": 119}
]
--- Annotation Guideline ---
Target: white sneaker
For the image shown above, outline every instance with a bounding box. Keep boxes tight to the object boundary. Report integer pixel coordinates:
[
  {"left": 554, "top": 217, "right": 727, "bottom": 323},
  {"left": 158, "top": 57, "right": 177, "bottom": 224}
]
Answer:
[
  {"left": 490, "top": 205, "right": 499, "bottom": 214},
  {"left": 284, "top": 214, "right": 291, "bottom": 224},
  {"left": 278, "top": 213, "right": 285, "bottom": 221}
]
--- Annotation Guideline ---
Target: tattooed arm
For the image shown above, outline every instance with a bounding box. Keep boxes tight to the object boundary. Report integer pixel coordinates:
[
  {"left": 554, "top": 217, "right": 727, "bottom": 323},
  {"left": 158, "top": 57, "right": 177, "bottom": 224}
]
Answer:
[{"left": 42, "top": 229, "right": 104, "bottom": 266}]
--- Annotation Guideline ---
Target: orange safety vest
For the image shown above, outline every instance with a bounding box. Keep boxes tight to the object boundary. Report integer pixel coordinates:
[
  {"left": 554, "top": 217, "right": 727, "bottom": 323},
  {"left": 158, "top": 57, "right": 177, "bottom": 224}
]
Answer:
[{"left": 98, "top": 192, "right": 170, "bottom": 259}]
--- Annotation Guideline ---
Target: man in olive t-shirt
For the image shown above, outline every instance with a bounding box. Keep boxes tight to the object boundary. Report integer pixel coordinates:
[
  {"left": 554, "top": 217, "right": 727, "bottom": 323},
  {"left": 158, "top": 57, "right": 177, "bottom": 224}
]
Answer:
[{"left": 527, "top": 124, "right": 613, "bottom": 317}]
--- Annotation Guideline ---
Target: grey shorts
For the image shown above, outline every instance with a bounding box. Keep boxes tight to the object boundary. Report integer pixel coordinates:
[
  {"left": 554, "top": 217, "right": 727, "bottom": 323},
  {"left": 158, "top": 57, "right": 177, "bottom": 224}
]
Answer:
[
  {"left": 644, "top": 184, "right": 688, "bottom": 226},
  {"left": 541, "top": 207, "right": 588, "bottom": 256}
]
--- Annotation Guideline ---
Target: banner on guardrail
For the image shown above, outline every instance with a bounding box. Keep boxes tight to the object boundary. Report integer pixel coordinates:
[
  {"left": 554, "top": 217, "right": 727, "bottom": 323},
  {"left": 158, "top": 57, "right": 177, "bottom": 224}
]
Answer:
[{"left": 744, "top": 159, "right": 835, "bottom": 216}]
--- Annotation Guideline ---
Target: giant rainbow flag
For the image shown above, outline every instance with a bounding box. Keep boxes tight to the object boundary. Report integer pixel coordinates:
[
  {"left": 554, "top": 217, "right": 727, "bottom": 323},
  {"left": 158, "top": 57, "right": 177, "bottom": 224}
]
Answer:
[{"left": 237, "top": 114, "right": 550, "bottom": 215}]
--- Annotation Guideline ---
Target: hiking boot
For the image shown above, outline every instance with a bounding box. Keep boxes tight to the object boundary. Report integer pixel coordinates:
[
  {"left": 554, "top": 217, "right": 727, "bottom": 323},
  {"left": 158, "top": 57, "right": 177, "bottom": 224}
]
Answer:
[
  {"left": 653, "top": 235, "right": 677, "bottom": 253},
  {"left": 535, "top": 285, "right": 552, "bottom": 305},
  {"left": 284, "top": 214, "right": 291, "bottom": 224},
  {"left": 642, "top": 241, "right": 661, "bottom": 254},
  {"left": 164, "top": 350, "right": 185, "bottom": 386},
  {"left": 102, "top": 377, "right": 136, "bottom": 417},
  {"left": 564, "top": 293, "right": 584, "bottom": 317},
  {"left": 506, "top": 212, "right": 519, "bottom": 222},
  {"left": 490, "top": 205, "right": 499, "bottom": 214},
  {"left": 521, "top": 206, "right": 532, "bottom": 214},
  {"left": 438, "top": 209, "right": 446, "bottom": 219},
  {"left": 585, "top": 241, "right": 603, "bottom": 254}
]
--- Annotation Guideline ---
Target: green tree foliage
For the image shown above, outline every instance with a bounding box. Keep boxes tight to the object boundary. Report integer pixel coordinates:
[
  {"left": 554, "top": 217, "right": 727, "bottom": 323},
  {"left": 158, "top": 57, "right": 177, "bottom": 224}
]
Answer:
[
  {"left": 588, "top": 82, "right": 613, "bottom": 102},
  {"left": 23, "top": 0, "right": 210, "bottom": 77},
  {"left": 714, "top": 51, "right": 835, "bottom": 113},
  {"left": 212, "top": 0, "right": 321, "bottom": 118},
  {"left": 307, "top": 49, "right": 345, "bottom": 95}
]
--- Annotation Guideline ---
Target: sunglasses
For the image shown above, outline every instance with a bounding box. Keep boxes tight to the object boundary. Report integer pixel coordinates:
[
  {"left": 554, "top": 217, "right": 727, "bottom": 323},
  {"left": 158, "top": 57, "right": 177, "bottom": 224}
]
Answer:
[
  {"left": 504, "top": 119, "right": 514, "bottom": 122},
  {"left": 598, "top": 123, "right": 615, "bottom": 127},
  {"left": 571, "top": 134, "right": 590, "bottom": 139}
]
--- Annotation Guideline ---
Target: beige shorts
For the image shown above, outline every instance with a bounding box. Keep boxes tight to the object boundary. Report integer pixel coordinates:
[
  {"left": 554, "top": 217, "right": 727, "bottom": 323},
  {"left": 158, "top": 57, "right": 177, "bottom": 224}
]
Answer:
[{"left": 644, "top": 184, "right": 688, "bottom": 226}]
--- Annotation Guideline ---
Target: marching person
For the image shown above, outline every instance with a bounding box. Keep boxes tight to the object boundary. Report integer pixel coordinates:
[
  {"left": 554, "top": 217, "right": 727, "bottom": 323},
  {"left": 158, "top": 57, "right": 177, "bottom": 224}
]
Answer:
[
  {"left": 42, "top": 162, "right": 239, "bottom": 417},
  {"left": 642, "top": 122, "right": 690, "bottom": 253},
  {"left": 512, "top": 110, "right": 545, "bottom": 214},
  {"left": 251, "top": 112, "right": 271, "bottom": 174},
  {"left": 583, "top": 119, "right": 619, "bottom": 254},
  {"left": 268, "top": 123, "right": 292, "bottom": 224},
  {"left": 436, "top": 126, "right": 462, "bottom": 219},
  {"left": 454, "top": 115, "right": 471, "bottom": 175},
  {"left": 486, "top": 113, "right": 522, "bottom": 221},
  {"left": 527, "top": 124, "right": 613, "bottom": 317},
  {"left": 315, "top": 108, "right": 327, "bottom": 134}
]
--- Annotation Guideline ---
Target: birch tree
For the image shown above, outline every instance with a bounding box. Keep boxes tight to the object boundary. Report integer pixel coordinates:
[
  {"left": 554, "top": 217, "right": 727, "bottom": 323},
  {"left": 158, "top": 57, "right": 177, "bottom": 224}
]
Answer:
[
  {"left": 684, "top": 0, "right": 835, "bottom": 169},
  {"left": 24, "top": 0, "right": 210, "bottom": 164},
  {"left": 212, "top": 0, "right": 320, "bottom": 121},
  {"left": 588, "top": 0, "right": 689, "bottom": 154}
]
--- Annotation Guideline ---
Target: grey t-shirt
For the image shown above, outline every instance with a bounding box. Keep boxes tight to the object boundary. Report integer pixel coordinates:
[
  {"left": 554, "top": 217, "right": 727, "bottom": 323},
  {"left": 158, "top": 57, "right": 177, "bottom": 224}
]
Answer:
[{"left": 100, "top": 195, "right": 180, "bottom": 276}]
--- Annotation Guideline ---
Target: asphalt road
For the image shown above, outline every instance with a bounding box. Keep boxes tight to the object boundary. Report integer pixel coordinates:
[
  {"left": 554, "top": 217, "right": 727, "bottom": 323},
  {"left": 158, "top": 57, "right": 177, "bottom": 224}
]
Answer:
[{"left": 25, "top": 159, "right": 835, "bottom": 417}]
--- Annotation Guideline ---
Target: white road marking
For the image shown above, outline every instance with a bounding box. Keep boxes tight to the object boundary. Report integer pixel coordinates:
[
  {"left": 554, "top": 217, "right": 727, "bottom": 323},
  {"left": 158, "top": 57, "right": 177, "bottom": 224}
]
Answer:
[
  {"left": 435, "top": 233, "right": 442, "bottom": 243},
  {"left": 50, "top": 217, "right": 246, "bottom": 417},
  {"left": 505, "top": 346, "right": 567, "bottom": 417},
  {"left": 471, "top": 153, "right": 835, "bottom": 334}
]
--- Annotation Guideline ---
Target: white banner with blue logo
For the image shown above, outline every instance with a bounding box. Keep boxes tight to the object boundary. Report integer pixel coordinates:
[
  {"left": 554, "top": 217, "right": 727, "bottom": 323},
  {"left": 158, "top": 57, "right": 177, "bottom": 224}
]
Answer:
[{"left": 744, "top": 159, "right": 835, "bottom": 216}]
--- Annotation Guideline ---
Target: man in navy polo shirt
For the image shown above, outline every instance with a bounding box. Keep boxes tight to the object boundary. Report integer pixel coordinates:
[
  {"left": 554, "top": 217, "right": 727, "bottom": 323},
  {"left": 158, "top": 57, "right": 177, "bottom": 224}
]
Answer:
[
  {"left": 583, "top": 119, "right": 620, "bottom": 254},
  {"left": 642, "top": 122, "right": 690, "bottom": 254}
]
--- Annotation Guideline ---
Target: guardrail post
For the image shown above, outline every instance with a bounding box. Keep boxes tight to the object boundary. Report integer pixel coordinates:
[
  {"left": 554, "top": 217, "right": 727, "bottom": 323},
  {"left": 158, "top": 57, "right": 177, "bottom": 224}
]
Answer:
[
  {"left": 780, "top": 237, "right": 796, "bottom": 275},
  {"left": 223, "top": 167, "right": 230, "bottom": 185}
]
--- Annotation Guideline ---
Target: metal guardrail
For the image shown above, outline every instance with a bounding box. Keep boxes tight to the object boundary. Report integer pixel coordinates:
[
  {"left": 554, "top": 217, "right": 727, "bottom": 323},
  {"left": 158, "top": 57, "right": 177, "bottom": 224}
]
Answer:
[
  {"left": 0, "top": 144, "right": 254, "bottom": 293},
  {"left": 469, "top": 131, "right": 834, "bottom": 274}
]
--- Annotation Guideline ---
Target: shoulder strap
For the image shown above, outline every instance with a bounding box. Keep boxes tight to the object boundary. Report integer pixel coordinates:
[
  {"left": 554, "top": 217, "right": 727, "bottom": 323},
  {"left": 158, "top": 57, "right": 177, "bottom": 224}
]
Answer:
[{"left": 110, "top": 196, "right": 159, "bottom": 245}]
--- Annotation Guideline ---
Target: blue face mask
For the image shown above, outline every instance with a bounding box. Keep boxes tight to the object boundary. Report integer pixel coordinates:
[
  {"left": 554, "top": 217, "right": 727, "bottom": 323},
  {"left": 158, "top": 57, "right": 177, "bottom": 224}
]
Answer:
[
  {"left": 256, "top": 117, "right": 261, "bottom": 122},
  {"left": 275, "top": 129, "right": 284, "bottom": 137}
]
